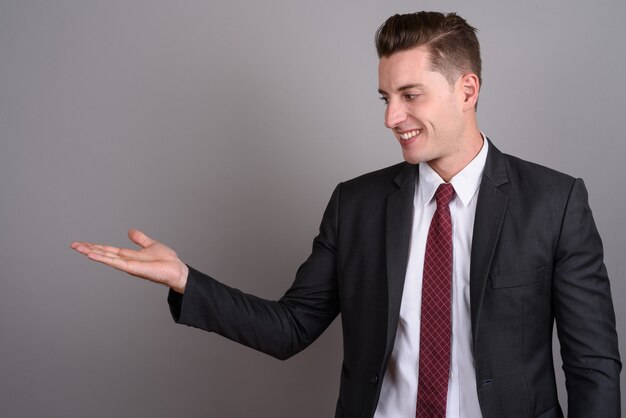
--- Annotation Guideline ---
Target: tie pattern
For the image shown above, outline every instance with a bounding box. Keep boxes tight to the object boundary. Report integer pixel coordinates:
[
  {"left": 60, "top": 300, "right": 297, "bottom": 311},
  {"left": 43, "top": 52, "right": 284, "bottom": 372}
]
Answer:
[{"left": 416, "top": 183, "right": 455, "bottom": 418}]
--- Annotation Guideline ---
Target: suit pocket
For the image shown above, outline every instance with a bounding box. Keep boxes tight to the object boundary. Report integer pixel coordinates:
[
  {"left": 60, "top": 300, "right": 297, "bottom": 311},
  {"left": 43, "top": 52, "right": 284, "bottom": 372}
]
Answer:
[{"left": 490, "top": 266, "right": 548, "bottom": 289}]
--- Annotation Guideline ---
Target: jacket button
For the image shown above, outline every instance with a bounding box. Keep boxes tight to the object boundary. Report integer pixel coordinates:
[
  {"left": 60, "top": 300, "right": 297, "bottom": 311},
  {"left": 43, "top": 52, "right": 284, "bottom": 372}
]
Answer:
[{"left": 369, "top": 374, "right": 379, "bottom": 384}]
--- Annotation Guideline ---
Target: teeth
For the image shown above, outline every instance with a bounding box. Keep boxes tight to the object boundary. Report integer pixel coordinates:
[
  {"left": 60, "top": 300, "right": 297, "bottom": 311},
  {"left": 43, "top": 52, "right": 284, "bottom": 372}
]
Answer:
[{"left": 399, "top": 130, "right": 420, "bottom": 140}]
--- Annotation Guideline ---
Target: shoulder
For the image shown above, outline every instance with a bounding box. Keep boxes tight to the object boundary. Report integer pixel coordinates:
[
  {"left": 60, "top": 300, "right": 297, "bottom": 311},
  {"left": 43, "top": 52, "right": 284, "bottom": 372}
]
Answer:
[
  {"left": 342, "top": 161, "right": 413, "bottom": 189},
  {"left": 505, "top": 154, "right": 576, "bottom": 192},
  {"left": 326, "top": 162, "right": 414, "bottom": 212},
  {"left": 503, "top": 153, "right": 575, "bottom": 182},
  {"left": 487, "top": 140, "right": 578, "bottom": 193}
]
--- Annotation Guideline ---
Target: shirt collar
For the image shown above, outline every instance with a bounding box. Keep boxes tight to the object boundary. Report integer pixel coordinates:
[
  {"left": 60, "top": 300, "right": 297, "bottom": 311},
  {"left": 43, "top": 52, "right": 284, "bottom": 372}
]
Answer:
[{"left": 418, "top": 134, "right": 489, "bottom": 207}]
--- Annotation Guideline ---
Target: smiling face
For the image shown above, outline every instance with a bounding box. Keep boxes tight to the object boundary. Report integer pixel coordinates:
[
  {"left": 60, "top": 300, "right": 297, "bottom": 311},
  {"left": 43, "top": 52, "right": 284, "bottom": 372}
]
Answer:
[{"left": 378, "top": 46, "right": 482, "bottom": 180}]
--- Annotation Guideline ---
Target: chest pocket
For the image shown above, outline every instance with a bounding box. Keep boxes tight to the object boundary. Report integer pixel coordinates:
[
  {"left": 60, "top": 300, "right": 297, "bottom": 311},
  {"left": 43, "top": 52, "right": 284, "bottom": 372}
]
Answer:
[{"left": 490, "top": 266, "right": 548, "bottom": 289}]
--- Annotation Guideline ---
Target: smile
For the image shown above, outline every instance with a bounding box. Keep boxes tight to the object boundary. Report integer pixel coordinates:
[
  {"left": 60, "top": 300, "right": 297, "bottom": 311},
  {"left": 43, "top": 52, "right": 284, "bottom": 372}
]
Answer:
[{"left": 398, "top": 129, "right": 421, "bottom": 140}]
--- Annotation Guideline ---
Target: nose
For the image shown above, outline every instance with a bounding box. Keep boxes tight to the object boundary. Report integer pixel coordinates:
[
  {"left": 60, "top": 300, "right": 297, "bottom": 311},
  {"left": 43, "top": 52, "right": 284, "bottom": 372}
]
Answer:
[{"left": 384, "top": 100, "right": 407, "bottom": 129}]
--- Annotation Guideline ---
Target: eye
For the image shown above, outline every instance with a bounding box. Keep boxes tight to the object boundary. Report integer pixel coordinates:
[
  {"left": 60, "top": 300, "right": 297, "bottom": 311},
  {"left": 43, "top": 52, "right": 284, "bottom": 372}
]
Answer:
[
  {"left": 379, "top": 96, "right": 389, "bottom": 105},
  {"left": 403, "top": 94, "right": 418, "bottom": 101}
]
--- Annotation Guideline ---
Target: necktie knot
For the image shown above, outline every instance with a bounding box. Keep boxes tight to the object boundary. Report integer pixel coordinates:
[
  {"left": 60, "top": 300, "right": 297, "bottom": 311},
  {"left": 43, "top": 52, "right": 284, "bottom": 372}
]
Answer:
[{"left": 435, "top": 183, "right": 455, "bottom": 207}]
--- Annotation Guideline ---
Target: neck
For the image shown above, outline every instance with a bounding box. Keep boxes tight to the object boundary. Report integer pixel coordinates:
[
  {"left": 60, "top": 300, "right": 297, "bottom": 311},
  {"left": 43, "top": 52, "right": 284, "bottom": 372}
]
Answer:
[{"left": 429, "top": 128, "right": 484, "bottom": 182}]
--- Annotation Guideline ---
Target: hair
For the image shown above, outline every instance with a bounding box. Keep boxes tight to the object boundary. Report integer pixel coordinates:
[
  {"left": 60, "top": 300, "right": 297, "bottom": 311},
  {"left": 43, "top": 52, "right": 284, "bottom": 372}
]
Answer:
[{"left": 375, "top": 12, "right": 482, "bottom": 87}]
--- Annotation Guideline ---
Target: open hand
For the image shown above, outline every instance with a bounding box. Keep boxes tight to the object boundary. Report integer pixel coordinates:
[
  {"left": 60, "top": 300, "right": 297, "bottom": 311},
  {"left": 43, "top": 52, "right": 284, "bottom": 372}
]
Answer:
[{"left": 71, "top": 229, "right": 188, "bottom": 294}]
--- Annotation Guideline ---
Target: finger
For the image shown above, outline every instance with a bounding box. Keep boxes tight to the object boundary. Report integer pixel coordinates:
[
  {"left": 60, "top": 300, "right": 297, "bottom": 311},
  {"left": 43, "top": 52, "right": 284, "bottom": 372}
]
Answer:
[
  {"left": 72, "top": 242, "right": 121, "bottom": 258},
  {"left": 88, "top": 243, "right": 123, "bottom": 255},
  {"left": 90, "top": 244, "right": 152, "bottom": 261},
  {"left": 88, "top": 247, "right": 158, "bottom": 266},
  {"left": 71, "top": 241, "right": 96, "bottom": 250},
  {"left": 90, "top": 248, "right": 124, "bottom": 260},
  {"left": 128, "top": 229, "right": 155, "bottom": 249},
  {"left": 71, "top": 242, "right": 98, "bottom": 255},
  {"left": 71, "top": 241, "right": 154, "bottom": 263},
  {"left": 72, "top": 241, "right": 113, "bottom": 253},
  {"left": 87, "top": 252, "right": 159, "bottom": 282}
]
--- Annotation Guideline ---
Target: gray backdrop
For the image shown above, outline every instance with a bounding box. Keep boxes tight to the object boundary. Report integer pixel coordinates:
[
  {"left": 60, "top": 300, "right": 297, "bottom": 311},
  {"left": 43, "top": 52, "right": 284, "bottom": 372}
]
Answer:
[{"left": 1, "top": 0, "right": 625, "bottom": 417}]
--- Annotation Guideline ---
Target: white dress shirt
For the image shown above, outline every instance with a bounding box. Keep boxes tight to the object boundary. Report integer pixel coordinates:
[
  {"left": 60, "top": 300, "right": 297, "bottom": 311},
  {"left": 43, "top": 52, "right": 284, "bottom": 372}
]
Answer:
[{"left": 374, "top": 138, "right": 488, "bottom": 417}]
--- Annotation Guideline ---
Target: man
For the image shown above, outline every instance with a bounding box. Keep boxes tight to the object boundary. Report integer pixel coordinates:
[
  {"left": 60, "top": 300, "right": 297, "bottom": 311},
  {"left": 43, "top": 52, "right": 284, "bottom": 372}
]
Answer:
[{"left": 71, "top": 11, "right": 620, "bottom": 417}]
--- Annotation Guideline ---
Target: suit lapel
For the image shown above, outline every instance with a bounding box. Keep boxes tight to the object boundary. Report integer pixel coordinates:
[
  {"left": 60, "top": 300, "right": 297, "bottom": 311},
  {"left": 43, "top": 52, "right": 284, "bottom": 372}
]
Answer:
[
  {"left": 385, "top": 163, "right": 417, "bottom": 354},
  {"left": 382, "top": 141, "right": 510, "bottom": 357},
  {"left": 470, "top": 139, "right": 509, "bottom": 349}
]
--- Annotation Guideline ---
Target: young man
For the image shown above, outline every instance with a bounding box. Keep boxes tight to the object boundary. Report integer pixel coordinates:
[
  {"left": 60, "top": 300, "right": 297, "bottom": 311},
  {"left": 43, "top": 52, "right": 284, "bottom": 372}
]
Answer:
[{"left": 72, "top": 12, "right": 620, "bottom": 417}]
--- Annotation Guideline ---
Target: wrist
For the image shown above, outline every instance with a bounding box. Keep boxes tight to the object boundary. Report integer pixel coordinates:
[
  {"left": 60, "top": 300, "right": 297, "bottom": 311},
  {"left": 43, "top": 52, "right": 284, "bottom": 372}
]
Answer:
[{"left": 171, "top": 262, "right": 188, "bottom": 294}]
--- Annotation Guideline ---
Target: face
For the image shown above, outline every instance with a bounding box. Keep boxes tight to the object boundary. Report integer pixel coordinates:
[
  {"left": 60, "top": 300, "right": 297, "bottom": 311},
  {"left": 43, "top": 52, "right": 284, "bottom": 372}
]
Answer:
[{"left": 378, "top": 46, "right": 476, "bottom": 177}]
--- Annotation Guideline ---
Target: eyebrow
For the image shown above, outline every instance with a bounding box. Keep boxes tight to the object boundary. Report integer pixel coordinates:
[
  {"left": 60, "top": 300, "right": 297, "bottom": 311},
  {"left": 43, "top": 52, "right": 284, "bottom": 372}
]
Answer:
[{"left": 378, "top": 83, "right": 425, "bottom": 95}]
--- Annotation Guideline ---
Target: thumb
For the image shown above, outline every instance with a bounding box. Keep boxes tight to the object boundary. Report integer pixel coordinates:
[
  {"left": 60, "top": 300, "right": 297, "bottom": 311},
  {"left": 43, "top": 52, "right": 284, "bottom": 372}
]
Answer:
[{"left": 128, "top": 228, "right": 155, "bottom": 248}]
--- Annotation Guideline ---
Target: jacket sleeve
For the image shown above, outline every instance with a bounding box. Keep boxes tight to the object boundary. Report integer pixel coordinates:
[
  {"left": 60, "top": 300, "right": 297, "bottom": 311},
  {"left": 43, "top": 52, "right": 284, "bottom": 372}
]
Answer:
[
  {"left": 552, "top": 178, "right": 621, "bottom": 416},
  {"left": 167, "top": 184, "right": 342, "bottom": 360}
]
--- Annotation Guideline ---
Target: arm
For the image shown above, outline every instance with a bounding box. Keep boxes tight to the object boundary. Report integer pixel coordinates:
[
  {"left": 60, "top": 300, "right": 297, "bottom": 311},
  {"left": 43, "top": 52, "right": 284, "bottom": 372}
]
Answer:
[
  {"left": 168, "top": 185, "right": 342, "bottom": 360},
  {"left": 72, "top": 185, "right": 343, "bottom": 360},
  {"left": 552, "top": 178, "right": 621, "bottom": 417}
]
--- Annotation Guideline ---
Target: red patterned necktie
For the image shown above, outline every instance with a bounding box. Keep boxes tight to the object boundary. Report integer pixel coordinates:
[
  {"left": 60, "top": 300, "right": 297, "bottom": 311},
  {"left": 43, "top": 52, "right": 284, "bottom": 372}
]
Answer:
[{"left": 416, "top": 182, "right": 455, "bottom": 418}]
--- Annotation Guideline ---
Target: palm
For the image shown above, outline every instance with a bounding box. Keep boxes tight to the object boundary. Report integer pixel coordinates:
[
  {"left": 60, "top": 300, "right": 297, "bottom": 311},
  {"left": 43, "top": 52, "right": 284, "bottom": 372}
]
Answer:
[{"left": 71, "top": 229, "right": 188, "bottom": 293}]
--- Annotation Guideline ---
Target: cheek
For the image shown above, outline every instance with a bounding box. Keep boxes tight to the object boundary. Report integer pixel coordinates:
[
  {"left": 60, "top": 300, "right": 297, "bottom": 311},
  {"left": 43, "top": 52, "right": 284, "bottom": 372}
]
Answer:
[
  {"left": 438, "top": 97, "right": 464, "bottom": 124},
  {"left": 409, "top": 97, "right": 454, "bottom": 125},
  {"left": 406, "top": 102, "right": 429, "bottom": 123}
]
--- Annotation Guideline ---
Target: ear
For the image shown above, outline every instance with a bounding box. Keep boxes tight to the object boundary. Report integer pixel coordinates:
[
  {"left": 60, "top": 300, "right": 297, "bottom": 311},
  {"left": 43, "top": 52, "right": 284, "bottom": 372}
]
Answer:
[{"left": 460, "top": 73, "right": 480, "bottom": 111}]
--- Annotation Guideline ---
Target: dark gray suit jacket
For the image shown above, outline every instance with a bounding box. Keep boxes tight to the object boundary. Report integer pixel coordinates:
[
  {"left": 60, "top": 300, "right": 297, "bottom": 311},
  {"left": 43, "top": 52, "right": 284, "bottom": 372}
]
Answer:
[{"left": 168, "top": 140, "right": 621, "bottom": 417}]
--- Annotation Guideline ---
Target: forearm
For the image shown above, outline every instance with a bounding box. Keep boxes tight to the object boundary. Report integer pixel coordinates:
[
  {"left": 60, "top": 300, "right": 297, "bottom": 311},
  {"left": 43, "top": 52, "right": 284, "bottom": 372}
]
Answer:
[{"left": 168, "top": 265, "right": 339, "bottom": 360}]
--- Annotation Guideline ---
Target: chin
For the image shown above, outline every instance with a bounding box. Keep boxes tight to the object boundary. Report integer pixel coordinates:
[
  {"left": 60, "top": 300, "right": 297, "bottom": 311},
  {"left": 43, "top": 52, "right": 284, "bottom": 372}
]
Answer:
[{"left": 402, "top": 151, "right": 424, "bottom": 165}]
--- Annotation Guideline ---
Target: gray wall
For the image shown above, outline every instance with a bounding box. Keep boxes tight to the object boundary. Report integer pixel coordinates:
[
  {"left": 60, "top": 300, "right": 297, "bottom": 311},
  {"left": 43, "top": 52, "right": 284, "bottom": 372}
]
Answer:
[{"left": 1, "top": 0, "right": 624, "bottom": 416}]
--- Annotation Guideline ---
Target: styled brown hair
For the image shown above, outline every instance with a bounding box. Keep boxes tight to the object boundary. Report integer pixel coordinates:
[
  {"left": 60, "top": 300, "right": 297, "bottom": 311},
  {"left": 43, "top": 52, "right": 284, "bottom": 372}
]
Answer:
[{"left": 375, "top": 12, "right": 482, "bottom": 87}]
